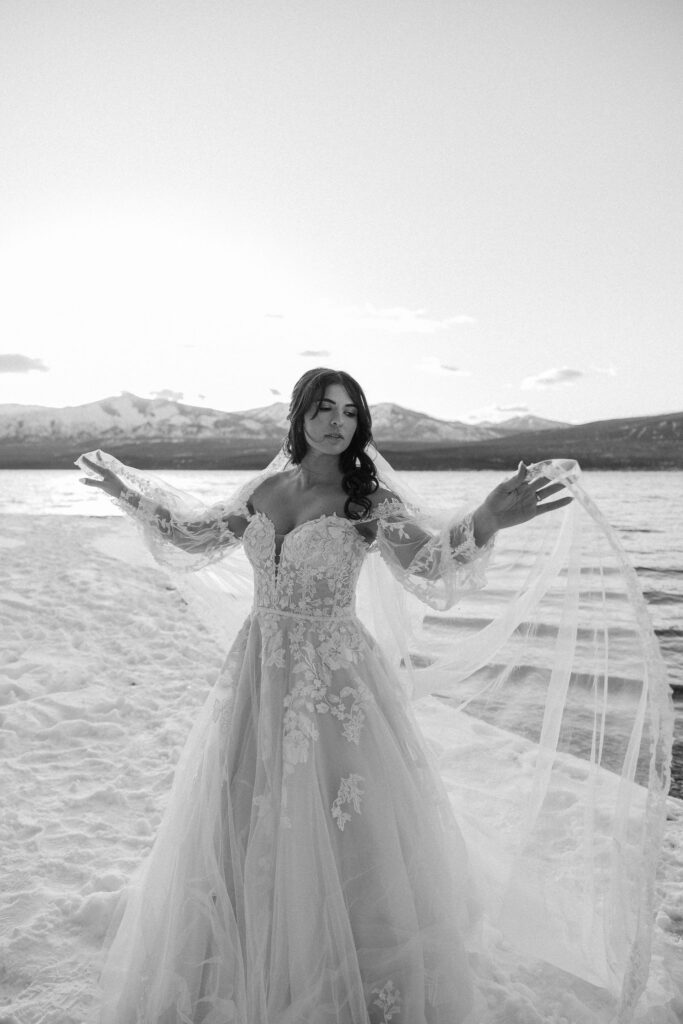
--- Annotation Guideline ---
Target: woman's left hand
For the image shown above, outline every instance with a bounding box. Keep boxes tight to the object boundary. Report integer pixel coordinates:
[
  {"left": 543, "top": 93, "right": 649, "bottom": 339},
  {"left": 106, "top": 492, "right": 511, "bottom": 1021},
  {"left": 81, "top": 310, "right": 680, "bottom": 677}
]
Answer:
[{"left": 474, "top": 462, "right": 573, "bottom": 541}]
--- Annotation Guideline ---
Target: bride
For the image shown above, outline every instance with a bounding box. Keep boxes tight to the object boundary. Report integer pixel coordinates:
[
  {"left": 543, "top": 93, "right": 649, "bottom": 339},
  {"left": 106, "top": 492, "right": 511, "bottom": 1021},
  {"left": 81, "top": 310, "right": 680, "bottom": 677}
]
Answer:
[{"left": 78, "top": 367, "right": 672, "bottom": 1024}]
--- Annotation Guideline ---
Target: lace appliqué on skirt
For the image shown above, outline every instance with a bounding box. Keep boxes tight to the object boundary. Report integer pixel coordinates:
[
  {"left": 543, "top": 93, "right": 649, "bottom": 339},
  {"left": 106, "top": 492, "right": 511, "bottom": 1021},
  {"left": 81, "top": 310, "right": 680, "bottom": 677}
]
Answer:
[
  {"left": 372, "top": 979, "right": 402, "bottom": 1022},
  {"left": 331, "top": 773, "right": 364, "bottom": 831}
]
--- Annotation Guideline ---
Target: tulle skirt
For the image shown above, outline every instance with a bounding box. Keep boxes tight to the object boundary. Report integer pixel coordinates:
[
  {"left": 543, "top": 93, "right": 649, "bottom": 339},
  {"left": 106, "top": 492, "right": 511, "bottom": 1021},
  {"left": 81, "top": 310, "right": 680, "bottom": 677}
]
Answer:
[{"left": 98, "top": 610, "right": 479, "bottom": 1024}]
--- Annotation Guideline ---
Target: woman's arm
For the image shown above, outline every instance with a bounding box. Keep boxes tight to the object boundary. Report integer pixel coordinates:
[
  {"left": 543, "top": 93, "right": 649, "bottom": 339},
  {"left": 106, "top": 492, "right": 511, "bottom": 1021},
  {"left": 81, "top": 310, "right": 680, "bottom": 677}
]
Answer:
[
  {"left": 374, "top": 462, "right": 572, "bottom": 606},
  {"left": 376, "top": 498, "right": 487, "bottom": 581},
  {"left": 78, "top": 453, "right": 249, "bottom": 567},
  {"left": 116, "top": 483, "right": 249, "bottom": 551}
]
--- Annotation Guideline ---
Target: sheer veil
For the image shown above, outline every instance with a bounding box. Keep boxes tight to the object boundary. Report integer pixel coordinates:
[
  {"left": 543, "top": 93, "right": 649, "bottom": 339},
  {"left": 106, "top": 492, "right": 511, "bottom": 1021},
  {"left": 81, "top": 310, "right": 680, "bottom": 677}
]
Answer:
[
  {"left": 77, "top": 443, "right": 674, "bottom": 1020},
  {"left": 362, "top": 448, "right": 672, "bottom": 1016}
]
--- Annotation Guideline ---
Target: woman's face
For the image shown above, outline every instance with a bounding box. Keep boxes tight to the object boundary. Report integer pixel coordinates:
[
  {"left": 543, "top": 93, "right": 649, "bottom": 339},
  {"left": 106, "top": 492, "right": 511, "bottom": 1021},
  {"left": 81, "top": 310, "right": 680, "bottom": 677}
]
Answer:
[{"left": 303, "top": 383, "right": 358, "bottom": 455}]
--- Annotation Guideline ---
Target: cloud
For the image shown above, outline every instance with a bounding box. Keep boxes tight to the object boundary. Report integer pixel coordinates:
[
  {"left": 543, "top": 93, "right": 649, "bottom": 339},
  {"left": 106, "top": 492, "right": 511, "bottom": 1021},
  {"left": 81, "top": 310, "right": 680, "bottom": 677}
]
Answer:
[
  {"left": 592, "top": 364, "right": 617, "bottom": 377},
  {"left": 298, "top": 349, "right": 332, "bottom": 357},
  {"left": 418, "top": 357, "right": 472, "bottom": 377},
  {"left": 151, "top": 389, "right": 184, "bottom": 401},
  {"left": 440, "top": 363, "right": 472, "bottom": 375},
  {"left": 462, "top": 403, "right": 531, "bottom": 424},
  {"left": 269, "top": 388, "right": 282, "bottom": 396},
  {"left": 521, "top": 367, "right": 584, "bottom": 390},
  {"left": 0, "top": 353, "right": 48, "bottom": 373}
]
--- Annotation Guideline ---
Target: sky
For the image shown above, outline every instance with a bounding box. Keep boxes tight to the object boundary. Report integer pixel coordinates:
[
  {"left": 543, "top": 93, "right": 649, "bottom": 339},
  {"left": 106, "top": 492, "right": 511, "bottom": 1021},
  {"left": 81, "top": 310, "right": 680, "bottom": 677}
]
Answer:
[{"left": 1, "top": 0, "right": 681, "bottom": 425}]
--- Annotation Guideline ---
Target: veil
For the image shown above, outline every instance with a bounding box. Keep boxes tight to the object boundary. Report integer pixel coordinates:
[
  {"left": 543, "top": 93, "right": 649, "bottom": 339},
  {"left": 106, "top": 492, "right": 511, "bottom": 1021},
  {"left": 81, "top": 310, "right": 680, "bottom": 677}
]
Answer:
[{"left": 77, "top": 443, "right": 674, "bottom": 1020}]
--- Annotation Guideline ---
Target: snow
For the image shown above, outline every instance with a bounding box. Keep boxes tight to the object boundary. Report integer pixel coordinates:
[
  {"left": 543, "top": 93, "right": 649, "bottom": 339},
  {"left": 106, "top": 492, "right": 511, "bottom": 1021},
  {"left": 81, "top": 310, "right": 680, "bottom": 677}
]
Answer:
[
  {"left": 0, "top": 514, "right": 681, "bottom": 1023},
  {"left": 0, "top": 393, "right": 553, "bottom": 448}
]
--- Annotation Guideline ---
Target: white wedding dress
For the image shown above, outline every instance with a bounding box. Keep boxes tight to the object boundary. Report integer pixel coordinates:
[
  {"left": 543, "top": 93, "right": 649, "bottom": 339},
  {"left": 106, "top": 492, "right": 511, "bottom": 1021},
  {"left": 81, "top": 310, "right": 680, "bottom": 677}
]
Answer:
[{"left": 78, "top": 449, "right": 674, "bottom": 1024}]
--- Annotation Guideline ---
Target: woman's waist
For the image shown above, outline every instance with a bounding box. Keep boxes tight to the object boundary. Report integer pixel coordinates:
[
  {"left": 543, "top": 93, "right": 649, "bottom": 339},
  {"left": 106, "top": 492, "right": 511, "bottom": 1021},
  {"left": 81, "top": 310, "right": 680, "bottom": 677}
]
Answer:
[{"left": 252, "top": 603, "right": 357, "bottom": 623}]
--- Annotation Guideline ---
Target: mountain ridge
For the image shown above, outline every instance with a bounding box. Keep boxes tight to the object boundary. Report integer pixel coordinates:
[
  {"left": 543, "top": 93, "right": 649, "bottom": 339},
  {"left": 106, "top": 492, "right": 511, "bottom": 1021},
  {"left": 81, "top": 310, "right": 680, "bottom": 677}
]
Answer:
[
  {"left": 0, "top": 393, "right": 566, "bottom": 446},
  {"left": 0, "top": 394, "right": 680, "bottom": 469}
]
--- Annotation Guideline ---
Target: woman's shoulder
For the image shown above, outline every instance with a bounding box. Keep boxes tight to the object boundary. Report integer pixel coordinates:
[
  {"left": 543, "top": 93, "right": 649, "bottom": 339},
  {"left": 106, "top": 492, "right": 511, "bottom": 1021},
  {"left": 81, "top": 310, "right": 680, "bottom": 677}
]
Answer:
[{"left": 248, "top": 470, "right": 296, "bottom": 503}]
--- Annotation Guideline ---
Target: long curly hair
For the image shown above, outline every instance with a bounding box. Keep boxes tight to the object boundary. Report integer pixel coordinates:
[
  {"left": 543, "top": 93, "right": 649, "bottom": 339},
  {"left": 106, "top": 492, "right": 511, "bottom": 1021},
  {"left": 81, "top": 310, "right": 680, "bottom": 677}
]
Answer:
[{"left": 284, "top": 368, "right": 379, "bottom": 520}]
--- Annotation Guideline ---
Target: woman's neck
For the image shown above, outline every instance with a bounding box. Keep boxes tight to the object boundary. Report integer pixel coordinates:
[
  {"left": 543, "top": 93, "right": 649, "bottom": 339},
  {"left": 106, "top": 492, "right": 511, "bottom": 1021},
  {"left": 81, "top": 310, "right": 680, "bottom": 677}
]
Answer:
[{"left": 296, "top": 452, "right": 342, "bottom": 489}]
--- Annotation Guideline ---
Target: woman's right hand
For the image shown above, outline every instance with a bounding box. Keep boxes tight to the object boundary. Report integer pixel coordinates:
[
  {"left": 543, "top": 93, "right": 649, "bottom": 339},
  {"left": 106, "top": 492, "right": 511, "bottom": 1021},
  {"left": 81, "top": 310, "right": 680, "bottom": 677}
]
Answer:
[{"left": 79, "top": 455, "right": 125, "bottom": 499}]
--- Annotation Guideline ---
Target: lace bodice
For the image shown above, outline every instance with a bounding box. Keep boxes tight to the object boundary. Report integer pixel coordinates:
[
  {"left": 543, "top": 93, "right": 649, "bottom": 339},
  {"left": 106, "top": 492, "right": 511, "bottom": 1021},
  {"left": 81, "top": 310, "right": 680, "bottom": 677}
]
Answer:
[{"left": 243, "top": 511, "right": 368, "bottom": 618}]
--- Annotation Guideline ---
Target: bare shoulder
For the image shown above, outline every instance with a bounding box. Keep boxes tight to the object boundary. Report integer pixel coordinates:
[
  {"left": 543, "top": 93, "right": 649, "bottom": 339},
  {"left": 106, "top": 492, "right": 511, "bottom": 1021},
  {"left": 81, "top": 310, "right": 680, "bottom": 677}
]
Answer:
[{"left": 249, "top": 470, "right": 296, "bottom": 506}]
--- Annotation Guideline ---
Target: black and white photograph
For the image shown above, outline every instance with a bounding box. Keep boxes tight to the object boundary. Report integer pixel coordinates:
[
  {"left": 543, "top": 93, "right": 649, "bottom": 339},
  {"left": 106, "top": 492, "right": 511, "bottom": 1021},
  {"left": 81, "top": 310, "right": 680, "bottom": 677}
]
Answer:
[{"left": 1, "top": 2, "right": 682, "bottom": 1022}]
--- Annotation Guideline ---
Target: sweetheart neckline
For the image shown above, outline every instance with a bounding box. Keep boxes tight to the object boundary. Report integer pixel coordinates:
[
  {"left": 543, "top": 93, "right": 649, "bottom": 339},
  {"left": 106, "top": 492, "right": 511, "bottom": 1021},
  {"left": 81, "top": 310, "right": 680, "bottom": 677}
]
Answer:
[
  {"left": 246, "top": 510, "right": 369, "bottom": 579},
  {"left": 250, "top": 508, "right": 359, "bottom": 540}
]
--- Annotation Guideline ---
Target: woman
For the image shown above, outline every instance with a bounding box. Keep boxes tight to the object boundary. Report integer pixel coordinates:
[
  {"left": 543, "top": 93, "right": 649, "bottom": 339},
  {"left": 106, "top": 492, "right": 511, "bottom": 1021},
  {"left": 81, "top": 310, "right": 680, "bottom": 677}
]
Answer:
[{"left": 78, "top": 368, "right": 670, "bottom": 1023}]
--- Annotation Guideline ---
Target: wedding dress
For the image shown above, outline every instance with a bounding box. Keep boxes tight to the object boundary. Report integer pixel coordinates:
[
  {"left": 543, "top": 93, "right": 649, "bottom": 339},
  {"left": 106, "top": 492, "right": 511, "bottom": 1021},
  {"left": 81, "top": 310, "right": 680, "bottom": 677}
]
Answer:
[{"left": 77, "top": 447, "right": 673, "bottom": 1024}]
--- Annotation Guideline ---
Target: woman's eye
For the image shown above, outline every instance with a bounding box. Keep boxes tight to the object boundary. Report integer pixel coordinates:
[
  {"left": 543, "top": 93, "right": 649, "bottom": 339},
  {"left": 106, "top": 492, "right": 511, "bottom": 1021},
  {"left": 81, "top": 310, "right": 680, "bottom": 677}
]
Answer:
[{"left": 317, "top": 403, "right": 356, "bottom": 418}]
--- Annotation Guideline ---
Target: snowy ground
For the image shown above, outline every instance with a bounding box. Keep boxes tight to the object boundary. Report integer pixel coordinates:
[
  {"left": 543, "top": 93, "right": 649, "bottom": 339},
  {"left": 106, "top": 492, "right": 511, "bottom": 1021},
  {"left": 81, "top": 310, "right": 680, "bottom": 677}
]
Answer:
[{"left": 1, "top": 515, "right": 682, "bottom": 1024}]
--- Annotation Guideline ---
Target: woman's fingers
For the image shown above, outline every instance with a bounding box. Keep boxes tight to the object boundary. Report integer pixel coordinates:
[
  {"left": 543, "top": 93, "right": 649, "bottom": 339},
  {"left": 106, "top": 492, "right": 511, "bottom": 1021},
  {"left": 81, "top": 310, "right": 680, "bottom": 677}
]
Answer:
[
  {"left": 535, "top": 482, "right": 566, "bottom": 501},
  {"left": 526, "top": 473, "right": 550, "bottom": 489},
  {"left": 504, "top": 462, "right": 529, "bottom": 490},
  {"left": 81, "top": 455, "right": 116, "bottom": 481},
  {"left": 496, "top": 462, "right": 575, "bottom": 524},
  {"left": 535, "top": 495, "right": 573, "bottom": 515},
  {"left": 78, "top": 456, "right": 123, "bottom": 498},
  {"left": 80, "top": 455, "right": 103, "bottom": 475},
  {"left": 506, "top": 470, "right": 553, "bottom": 493}
]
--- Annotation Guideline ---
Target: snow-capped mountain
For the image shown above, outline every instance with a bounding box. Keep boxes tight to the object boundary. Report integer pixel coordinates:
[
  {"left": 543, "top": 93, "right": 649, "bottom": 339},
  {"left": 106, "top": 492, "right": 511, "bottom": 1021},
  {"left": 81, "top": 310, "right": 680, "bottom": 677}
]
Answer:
[
  {"left": 474, "top": 414, "right": 568, "bottom": 434},
  {"left": 0, "top": 393, "right": 567, "bottom": 447},
  {"left": 1, "top": 394, "right": 681, "bottom": 469},
  {"left": 369, "top": 403, "right": 496, "bottom": 442},
  {"left": 0, "top": 393, "right": 282, "bottom": 444}
]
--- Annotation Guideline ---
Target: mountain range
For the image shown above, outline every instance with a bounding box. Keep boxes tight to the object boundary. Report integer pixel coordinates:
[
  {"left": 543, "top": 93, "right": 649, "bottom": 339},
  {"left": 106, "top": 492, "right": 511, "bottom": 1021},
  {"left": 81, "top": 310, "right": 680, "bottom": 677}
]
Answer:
[{"left": 0, "top": 393, "right": 680, "bottom": 469}]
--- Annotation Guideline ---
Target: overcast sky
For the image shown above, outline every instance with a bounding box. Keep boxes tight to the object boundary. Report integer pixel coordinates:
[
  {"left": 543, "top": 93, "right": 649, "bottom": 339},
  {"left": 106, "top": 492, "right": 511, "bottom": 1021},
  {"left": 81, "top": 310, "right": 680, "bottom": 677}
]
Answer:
[{"left": 1, "top": 0, "right": 681, "bottom": 424}]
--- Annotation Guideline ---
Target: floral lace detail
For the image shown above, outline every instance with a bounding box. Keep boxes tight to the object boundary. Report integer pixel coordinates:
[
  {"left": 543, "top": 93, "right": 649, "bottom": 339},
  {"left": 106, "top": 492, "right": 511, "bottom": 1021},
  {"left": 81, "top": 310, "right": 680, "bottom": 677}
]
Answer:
[
  {"left": 371, "top": 979, "right": 402, "bottom": 1022},
  {"left": 331, "top": 773, "right": 364, "bottom": 831},
  {"left": 212, "top": 689, "right": 235, "bottom": 731},
  {"left": 375, "top": 494, "right": 420, "bottom": 517},
  {"left": 244, "top": 511, "right": 370, "bottom": 618},
  {"left": 113, "top": 488, "right": 246, "bottom": 573},
  {"left": 239, "top": 507, "right": 495, "bottom": 830},
  {"left": 448, "top": 510, "right": 494, "bottom": 577},
  {"left": 251, "top": 602, "right": 374, "bottom": 828},
  {"left": 260, "top": 610, "right": 288, "bottom": 669},
  {"left": 281, "top": 617, "right": 373, "bottom": 772},
  {"left": 382, "top": 510, "right": 490, "bottom": 580},
  {"left": 373, "top": 497, "right": 494, "bottom": 610}
]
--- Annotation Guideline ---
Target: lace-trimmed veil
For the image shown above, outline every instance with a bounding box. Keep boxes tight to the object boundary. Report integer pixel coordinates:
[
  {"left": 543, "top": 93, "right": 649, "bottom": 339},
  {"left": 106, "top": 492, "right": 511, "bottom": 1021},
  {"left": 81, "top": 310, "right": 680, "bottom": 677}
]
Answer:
[{"left": 77, "top": 443, "right": 673, "bottom": 1020}]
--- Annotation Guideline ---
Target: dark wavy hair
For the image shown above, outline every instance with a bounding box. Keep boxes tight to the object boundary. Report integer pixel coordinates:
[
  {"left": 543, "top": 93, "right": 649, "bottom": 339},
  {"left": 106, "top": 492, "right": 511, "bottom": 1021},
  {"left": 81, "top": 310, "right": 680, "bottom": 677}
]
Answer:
[{"left": 284, "top": 368, "right": 379, "bottom": 520}]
